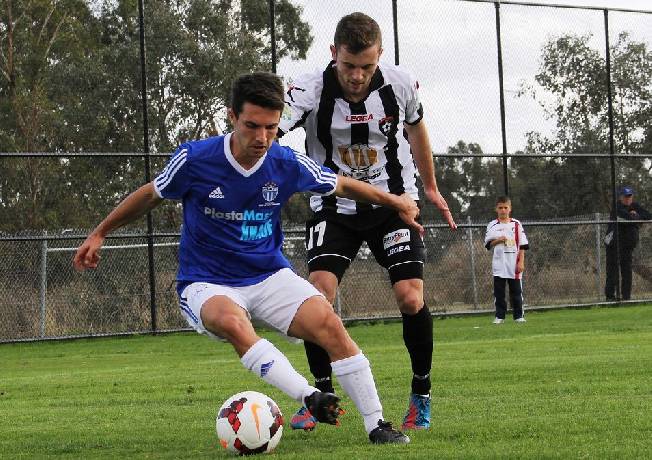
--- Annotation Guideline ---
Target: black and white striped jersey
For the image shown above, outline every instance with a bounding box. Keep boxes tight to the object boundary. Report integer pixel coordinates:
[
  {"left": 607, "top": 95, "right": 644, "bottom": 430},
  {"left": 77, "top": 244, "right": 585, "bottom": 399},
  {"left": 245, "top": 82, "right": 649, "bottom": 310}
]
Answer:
[{"left": 278, "top": 61, "right": 424, "bottom": 215}]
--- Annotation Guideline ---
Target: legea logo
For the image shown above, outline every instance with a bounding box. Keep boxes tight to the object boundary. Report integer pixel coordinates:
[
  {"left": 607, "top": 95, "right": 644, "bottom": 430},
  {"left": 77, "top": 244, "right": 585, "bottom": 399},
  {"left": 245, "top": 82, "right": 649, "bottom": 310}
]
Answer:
[{"left": 345, "top": 113, "right": 374, "bottom": 123}]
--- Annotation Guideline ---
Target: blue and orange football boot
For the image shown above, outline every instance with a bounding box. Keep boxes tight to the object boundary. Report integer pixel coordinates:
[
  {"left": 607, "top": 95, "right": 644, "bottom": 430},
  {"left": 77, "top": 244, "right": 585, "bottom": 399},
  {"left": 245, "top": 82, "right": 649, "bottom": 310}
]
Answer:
[
  {"left": 401, "top": 393, "right": 431, "bottom": 430},
  {"left": 290, "top": 392, "right": 346, "bottom": 431},
  {"left": 290, "top": 406, "right": 319, "bottom": 431}
]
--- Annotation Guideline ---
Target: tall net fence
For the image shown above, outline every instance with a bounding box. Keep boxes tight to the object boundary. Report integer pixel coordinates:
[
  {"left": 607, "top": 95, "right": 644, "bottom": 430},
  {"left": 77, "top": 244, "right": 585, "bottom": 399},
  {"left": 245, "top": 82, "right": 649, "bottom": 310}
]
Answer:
[
  {"left": 1, "top": 0, "right": 651, "bottom": 341},
  {"left": 4, "top": 218, "right": 652, "bottom": 341}
]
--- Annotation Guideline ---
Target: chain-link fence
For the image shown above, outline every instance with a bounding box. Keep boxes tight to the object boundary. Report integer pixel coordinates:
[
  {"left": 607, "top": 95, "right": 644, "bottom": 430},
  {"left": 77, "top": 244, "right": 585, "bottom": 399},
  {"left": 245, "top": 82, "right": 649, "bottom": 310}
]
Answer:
[
  {"left": 3, "top": 216, "right": 652, "bottom": 342},
  {"left": 1, "top": 0, "right": 651, "bottom": 341}
]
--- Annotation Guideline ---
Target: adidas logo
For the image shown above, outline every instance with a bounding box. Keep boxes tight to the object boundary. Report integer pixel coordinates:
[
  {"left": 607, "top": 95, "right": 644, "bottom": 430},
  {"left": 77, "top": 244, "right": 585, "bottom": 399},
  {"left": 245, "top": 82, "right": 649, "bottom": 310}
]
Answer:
[
  {"left": 260, "top": 360, "right": 275, "bottom": 377},
  {"left": 209, "top": 186, "right": 224, "bottom": 199}
]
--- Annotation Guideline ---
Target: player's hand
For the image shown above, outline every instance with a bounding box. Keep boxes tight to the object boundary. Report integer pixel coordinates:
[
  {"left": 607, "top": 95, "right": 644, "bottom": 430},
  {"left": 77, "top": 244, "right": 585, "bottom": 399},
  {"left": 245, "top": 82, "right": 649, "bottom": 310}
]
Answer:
[
  {"left": 73, "top": 233, "right": 105, "bottom": 271},
  {"left": 397, "top": 193, "right": 424, "bottom": 237},
  {"left": 516, "top": 261, "right": 525, "bottom": 274},
  {"left": 424, "top": 188, "right": 457, "bottom": 230}
]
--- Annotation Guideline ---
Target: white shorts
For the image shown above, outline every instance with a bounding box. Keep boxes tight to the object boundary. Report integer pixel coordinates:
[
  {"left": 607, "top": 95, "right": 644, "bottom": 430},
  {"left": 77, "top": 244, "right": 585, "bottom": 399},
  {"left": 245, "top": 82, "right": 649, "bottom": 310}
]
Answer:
[{"left": 179, "top": 268, "right": 323, "bottom": 341}]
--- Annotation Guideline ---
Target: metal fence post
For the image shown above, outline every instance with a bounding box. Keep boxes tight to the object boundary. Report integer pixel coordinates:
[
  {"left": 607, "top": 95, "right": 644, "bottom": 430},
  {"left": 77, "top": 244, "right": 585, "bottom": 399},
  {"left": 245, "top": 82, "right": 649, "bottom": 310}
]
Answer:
[
  {"left": 467, "top": 217, "right": 479, "bottom": 309},
  {"left": 595, "top": 212, "right": 603, "bottom": 299},
  {"left": 392, "top": 0, "right": 399, "bottom": 65},
  {"left": 39, "top": 232, "right": 47, "bottom": 338},
  {"left": 269, "top": 0, "right": 277, "bottom": 73},
  {"left": 138, "top": 0, "right": 158, "bottom": 333},
  {"left": 604, "top": 9, "right": 620, "bottom": 300},
  {"left": 494, "top": 1, "right": 509, "bottom": 196}
]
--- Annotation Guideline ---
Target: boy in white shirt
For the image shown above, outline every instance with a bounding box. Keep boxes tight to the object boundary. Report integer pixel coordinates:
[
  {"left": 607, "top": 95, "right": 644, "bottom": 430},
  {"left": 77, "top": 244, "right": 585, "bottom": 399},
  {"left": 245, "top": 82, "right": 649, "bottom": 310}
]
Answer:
[{"left": 484, "top": 196, "right": 529, "bottom": 324}]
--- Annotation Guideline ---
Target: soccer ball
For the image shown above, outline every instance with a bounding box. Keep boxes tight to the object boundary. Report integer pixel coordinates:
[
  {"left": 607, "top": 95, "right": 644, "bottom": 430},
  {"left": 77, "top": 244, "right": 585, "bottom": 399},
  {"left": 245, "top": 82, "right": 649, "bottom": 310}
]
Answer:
[{"left": 216, "top": 391, "right": 284, "bottom": 455}]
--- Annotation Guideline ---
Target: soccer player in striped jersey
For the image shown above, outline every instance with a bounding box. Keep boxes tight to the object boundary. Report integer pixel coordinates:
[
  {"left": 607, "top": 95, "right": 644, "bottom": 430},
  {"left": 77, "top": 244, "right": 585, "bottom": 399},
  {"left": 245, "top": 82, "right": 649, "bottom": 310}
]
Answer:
[
  {"left": 73, "top": 72, "right": 421, "bottom": 444},
  {"left": 484, "top": 196, "right": 529, "bottom": 324},
  {"left": 278, "top": 12, "right": 456, "bottom": 431}
]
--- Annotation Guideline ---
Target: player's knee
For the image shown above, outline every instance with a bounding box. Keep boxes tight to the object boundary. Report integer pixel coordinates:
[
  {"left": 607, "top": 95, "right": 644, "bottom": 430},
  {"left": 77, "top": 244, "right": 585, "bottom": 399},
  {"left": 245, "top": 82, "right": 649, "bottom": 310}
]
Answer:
[
  {"left": 308, "top": 272, "right": 338, "bottom": 304},
  {"left": 204, "top": 310, "right": 247, "bottom": 340},
  {"left": 316, "top": 312, "right": 354, "bottom": 353},
  {"left": 394, "top": 279, "right": 424, "bottom": 315},
  {"left": 323, "top": 311, "right": 346, "bottom": 337},
  {"left": 397, "top": 292, "right": 424, "bottom": 315}
]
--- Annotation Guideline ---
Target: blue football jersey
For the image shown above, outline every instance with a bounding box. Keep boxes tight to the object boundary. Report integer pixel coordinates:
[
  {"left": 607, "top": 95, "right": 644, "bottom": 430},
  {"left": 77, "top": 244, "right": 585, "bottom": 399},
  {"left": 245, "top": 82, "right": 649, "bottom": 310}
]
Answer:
[{"left": 153, "top": 133, "right": 337, "bottom": 290}]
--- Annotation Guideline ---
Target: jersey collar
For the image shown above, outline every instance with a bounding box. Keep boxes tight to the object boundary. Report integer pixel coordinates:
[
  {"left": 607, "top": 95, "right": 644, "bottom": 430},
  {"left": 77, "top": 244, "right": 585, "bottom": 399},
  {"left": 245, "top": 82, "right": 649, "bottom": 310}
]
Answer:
[
  {"left": 223, "top": 132, "right": 267, "bottom": 177},
  {"left": 324, "top": 60, "right": 385, "bottom": 103}
]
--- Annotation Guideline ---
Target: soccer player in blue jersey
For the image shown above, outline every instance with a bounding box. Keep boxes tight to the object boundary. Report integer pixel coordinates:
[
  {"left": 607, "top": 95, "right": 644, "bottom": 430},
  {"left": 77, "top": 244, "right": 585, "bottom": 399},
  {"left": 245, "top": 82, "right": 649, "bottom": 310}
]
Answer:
[{"left": 73, "top": 72, "right": 420, "bottom": 444}]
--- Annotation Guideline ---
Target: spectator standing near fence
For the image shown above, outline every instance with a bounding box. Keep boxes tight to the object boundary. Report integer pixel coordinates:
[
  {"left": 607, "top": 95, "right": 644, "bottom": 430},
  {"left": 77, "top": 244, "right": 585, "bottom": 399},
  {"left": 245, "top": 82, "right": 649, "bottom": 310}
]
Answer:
[
  {"left": 277, "top": 12, "right": 456, "bottom": 431},
  {"left": 484, "top": 196, "right": 529, "bottom": 324},
  {"left": 72, "top": 72, "right": 418, "bottom": 444},
  {"left": 604, "top": 186, "right": 651, "bottom": 301}
]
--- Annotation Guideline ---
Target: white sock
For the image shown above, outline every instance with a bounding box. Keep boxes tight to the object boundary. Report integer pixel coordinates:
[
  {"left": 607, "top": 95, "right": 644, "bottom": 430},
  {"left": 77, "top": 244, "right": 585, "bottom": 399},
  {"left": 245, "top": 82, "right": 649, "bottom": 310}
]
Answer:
[
  {"left": 332, "top": 353, "right": 383, "bottom": 433},
  {"left": 240, "top": 339, "right": 317, "bottom": 403}
]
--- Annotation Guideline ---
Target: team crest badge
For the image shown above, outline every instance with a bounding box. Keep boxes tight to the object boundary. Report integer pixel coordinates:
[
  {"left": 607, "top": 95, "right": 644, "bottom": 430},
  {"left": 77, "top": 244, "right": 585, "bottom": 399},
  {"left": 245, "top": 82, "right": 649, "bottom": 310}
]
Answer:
[
  {"left": 379, "top": 116, "right": 395, "bottom": 137},
  {"left": 262, "top": 182, "right": 279, "bottom": 202}
]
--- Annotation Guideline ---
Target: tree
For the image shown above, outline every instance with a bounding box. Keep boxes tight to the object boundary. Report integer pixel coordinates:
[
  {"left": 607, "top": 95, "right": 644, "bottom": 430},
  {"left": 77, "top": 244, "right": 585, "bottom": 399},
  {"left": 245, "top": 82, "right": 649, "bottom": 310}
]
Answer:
[
  {"left": 515, "top": 32, "right": 652, "bottom": 216},
  {"left": 432, "top": 140, "right": 504, "bottom": 222},
  {"left": 0, "top": 0, "right": 97, "bottom": 229},
  {"left": 0, "top": 0, "right": 312, "bottom": 231}
]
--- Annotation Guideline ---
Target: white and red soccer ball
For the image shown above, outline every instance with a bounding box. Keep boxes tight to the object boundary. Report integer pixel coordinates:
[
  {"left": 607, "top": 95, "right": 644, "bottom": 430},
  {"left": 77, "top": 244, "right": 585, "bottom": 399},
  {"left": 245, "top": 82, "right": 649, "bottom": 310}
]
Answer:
[{"left": 216, "top": 391, "right": 284, "bottom": 455}]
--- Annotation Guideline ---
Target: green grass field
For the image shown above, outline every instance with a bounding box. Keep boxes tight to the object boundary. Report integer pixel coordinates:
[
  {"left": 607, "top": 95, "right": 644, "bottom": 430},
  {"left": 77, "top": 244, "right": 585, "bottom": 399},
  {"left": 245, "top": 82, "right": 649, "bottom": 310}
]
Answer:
[{"left": 2, "top": 306, "right": 651, "bottom": 459}]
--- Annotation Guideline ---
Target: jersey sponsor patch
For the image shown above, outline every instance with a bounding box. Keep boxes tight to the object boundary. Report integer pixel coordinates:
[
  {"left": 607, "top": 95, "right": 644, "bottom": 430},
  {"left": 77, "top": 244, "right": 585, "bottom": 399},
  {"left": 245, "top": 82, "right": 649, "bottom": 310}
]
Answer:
[
  {"left": 383, "top": 229, "right": 411, "bottom": 249},
  {"left": 337, "top": 144, "right": 379, "bottom": 170}
]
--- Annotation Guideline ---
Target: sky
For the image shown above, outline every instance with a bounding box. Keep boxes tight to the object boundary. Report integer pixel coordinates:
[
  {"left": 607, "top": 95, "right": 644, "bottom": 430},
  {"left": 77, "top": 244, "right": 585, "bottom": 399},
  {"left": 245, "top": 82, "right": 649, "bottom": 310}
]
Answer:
[
  {"left": 533, "top": 0, "right": 650, "bottom": 10},
  {"left": 276, "top": 0, "right": 651, "bottom": 154}
]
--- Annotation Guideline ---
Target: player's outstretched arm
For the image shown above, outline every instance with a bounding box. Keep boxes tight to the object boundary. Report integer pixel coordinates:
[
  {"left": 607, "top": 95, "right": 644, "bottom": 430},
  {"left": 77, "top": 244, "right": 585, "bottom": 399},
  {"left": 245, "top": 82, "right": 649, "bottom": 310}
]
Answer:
[
  {"left": 334, "top": 176, "right": 424, "bottom": 235},
  {"left": 404, "top": 121, "right": 457, "bottom": 231},
  {"left": 73, "top": 182, "right": 163, "bottom": 272}
]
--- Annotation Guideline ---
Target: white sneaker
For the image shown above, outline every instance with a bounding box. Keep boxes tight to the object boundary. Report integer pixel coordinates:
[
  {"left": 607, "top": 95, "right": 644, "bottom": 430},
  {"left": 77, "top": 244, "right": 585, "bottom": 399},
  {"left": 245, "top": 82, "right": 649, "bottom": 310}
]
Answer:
[
  {"left": 514, "top": 317, "right": 526, "bottom": 323},
  {"left": 492, "top": 318, "right": 504, "bottom": 324}
]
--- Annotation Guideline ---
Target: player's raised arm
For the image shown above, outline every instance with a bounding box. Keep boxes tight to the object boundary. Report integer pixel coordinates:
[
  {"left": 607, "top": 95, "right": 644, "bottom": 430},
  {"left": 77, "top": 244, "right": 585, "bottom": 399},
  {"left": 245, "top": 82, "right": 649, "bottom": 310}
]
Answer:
[
  {"left": 334, "top": 176, "right": 424, "bottom": 235},
  {"left": 73, "top": 182, "right": 163, "bottom": 271}
]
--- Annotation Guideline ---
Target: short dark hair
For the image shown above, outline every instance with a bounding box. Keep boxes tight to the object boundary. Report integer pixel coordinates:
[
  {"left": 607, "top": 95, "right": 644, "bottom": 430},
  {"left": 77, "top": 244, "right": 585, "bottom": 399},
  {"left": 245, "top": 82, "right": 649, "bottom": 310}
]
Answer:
[
  {"left": 496, "top": 195, "right": 511, "bottom": 205},
  {"left": 334, "top": 12, "right": 382, "bottom": 54},
  {"left": 229, "top": 72, "right": 285, "bottom": 116}
]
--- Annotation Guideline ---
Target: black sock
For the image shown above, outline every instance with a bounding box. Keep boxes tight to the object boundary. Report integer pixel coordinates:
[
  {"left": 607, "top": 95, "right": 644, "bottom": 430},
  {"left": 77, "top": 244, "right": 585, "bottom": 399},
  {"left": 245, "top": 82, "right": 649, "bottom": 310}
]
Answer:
[
  {"left": 304, "top": 340, "right": 334, "bottom": 393},
  {"left": 402, "top": 304, "right": 433, "bottom": 395}
]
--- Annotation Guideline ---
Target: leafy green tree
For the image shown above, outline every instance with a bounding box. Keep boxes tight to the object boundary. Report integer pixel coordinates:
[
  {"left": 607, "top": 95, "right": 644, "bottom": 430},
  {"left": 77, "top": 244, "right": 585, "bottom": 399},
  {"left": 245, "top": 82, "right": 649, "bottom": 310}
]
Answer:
[
  {"left": 0, "top": 0, "right": 96, "bottom": 229},
  {"left": 432, "top": 141, "right": 504, "bottom": 223},
  {"left": 0, "top": 0, "right": 312, "bottom": 231},
  {"left": 515, "top": 31, "right": 652, "bottom": 216}
]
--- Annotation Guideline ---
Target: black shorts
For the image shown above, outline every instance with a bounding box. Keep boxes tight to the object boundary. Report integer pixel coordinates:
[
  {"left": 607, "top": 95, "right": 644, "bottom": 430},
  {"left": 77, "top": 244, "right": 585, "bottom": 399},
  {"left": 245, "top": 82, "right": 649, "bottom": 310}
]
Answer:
[{"left": 305, "top": 207, "right": 425, "bottom": 285}]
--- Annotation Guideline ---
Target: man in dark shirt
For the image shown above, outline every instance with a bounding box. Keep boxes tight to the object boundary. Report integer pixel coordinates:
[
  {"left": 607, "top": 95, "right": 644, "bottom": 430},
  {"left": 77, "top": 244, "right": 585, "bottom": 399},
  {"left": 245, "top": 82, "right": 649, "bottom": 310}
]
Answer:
[{"left": 604, "top": 186, "right": 651, "bottom": 301}]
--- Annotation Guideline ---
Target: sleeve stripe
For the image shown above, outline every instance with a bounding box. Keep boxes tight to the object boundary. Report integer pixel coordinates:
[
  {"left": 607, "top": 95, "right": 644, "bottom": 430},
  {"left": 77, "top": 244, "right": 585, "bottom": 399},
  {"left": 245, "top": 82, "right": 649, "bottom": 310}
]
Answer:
[
  {"left": 294, "top": 151, "right": 319, "bottom": 173},
  {"left": 405, "top": 104, "right": 424, "bottom": 126},
  {"left": 155, "top": 149, "right": 187, "bottom": 185},
  {"left": 155, "top": 150, "right": 187, "bottom": 191},
  {"left": 295, "top": 152, "right": 337, "bottom": 187}
]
